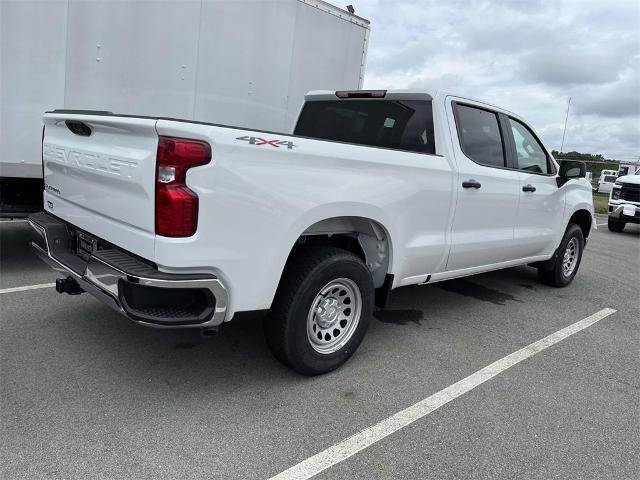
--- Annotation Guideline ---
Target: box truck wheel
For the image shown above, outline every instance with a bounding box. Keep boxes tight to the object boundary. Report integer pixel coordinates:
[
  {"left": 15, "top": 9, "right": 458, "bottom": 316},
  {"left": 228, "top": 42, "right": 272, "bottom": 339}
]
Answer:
[
  {"left": 265, "top": 246, "right": 373, "bottom": 375},
  {"left": 538, "top": 223, "right": 584, "bottom": 287}
]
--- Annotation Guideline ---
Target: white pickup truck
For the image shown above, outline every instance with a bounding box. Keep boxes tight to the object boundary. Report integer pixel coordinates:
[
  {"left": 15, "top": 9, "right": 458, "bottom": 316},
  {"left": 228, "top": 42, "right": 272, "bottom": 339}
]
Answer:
[
  {"left": 29, "top": 90, "right": 594, "bottom": 375},
  {"left": 608, "top": 174, "right": 640, "bottom": 231}
]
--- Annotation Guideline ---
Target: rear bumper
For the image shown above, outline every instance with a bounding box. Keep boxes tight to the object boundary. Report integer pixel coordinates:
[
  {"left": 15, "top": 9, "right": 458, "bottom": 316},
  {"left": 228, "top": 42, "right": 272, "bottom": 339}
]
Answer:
[{"left": 28, "top": 212, "right": 228, "bottom": 328}]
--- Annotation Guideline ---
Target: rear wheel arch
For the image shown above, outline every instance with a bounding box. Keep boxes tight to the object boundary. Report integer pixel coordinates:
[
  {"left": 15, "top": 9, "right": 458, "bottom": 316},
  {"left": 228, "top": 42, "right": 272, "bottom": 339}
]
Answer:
[{"left": 285, "top": 216, "right": 393, "bottom": 289}]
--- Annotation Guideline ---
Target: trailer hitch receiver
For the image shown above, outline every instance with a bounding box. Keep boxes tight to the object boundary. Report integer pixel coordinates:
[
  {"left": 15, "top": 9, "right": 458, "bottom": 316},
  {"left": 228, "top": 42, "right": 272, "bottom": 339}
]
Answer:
[{"left": 56, "top": 276, "right": 84, "bottom": 295}]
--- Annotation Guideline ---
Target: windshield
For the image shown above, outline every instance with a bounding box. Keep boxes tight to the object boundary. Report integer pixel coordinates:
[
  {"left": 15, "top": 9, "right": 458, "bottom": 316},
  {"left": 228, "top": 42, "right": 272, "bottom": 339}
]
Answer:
[
  {"left": 295, "top": 100, "right": 435, "bottom": 154},
  {"left": 603, "top": 175, "right": 617, "bottom": 183}
]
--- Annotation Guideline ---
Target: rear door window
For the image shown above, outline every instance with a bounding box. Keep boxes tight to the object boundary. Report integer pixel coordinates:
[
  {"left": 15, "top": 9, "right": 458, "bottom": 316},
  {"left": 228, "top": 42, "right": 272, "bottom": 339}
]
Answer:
[
  {"left": 294, "top": 100, "right": 435, "bottom": 154},
  {"left": 453, "top": 104, "right": 505, "bottom": 168}
]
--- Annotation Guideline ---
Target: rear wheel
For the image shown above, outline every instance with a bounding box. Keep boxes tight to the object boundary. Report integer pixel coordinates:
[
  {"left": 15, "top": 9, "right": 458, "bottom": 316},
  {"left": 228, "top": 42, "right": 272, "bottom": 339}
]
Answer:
[
  {"left": 607, "top": 217, "right": 625, "bottom": 232},
  {"left": 264, "top": 246, "right": 373, "bottom": 376},
  {"left": 538, "top": 223, "right": 584, "bottom": 287}
]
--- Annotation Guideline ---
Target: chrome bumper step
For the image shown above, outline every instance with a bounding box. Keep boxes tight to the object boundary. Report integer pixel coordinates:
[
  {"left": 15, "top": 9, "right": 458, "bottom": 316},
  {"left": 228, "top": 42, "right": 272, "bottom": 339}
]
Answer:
[{"left": 28, "top": 212, "right": 228, "bottom": 328}]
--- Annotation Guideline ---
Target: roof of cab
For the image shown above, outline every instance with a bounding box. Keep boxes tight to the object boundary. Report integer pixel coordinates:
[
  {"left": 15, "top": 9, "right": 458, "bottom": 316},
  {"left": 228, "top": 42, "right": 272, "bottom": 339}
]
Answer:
[
  {"left": 304, "top": 89, "right": 519, "bottom": 118},
  {"left": 304, "top": 89, "right": 433, "bottom": 102}
]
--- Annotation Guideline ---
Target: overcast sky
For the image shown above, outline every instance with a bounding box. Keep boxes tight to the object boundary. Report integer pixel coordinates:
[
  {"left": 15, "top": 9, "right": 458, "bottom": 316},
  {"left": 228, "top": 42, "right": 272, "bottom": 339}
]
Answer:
[{"left": 354, "top": 0, "right": 639, "bottom": 160}]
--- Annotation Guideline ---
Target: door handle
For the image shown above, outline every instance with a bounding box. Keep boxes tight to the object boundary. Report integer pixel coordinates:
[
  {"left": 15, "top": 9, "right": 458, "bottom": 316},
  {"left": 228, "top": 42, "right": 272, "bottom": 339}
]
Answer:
[
  {"left": 522, "top": 184, "right": 536, "bottom": 192},
  {"left": 462, "top": 179, "right": 482, "bottom": 189}
]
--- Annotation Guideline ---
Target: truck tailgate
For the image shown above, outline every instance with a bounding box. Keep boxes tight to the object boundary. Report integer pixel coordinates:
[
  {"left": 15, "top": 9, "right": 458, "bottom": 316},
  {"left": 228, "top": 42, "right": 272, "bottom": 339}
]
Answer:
[{"left": 42, "top": 112, "right": 158, "bottom": 259}]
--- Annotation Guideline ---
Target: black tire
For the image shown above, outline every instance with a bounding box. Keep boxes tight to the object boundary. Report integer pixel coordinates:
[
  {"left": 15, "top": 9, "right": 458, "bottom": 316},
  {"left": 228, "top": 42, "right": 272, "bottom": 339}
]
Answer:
[
  {"left": 537, "top": 223, "right": 585, "bottom": 287},
  {"left": 607, "top": 217, "right": 625, "bottom": 232},
  {"left": 264, "top": 246, "right": 374, "bottom": 376}
]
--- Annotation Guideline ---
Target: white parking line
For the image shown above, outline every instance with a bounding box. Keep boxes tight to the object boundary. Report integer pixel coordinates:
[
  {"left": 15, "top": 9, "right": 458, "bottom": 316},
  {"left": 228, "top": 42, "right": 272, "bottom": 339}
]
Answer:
[
  {"left": 596, "top": 223, "right": 608, "bottom": 227},
  {"left": 0, "top": 283, "right": 55, "bottom": 294},
  {"left": 0, "top": 219, "right": 28, "bottom": 223},
  {"left": 269, "top": 308, "right": 617, "bottom": 480}
]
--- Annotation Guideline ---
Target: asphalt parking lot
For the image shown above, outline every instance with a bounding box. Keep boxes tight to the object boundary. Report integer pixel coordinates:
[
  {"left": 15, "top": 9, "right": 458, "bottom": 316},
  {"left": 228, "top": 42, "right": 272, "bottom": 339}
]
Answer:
[{"left": 1, "top": 217, "right": 638, "bottom": 479}]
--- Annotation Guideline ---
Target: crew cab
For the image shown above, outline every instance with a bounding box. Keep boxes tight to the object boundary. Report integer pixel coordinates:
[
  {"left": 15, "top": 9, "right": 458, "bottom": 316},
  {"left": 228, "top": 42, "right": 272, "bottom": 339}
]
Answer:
[
  {"left": 29, "top": 90, "right": 594, "bottom": 375},
  {"left": 608, "top": 174, "right": 640, "bottom": 232}
]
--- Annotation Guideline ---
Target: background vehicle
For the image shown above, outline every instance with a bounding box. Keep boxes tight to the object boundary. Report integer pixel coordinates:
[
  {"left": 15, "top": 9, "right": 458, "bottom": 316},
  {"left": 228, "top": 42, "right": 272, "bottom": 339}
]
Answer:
[
  {"left": 617, "top": 161, "right": 640, "bottom": 177},
  {"left": 598, "top": 174, "right": 618, "bottom": 194},
  {"left": 599, "top": 169, "right": 618, "bottom": 181},
  {"left": 0, "top": 0, "right": 369, "bottom": 216},
  {"left": 608, "top": 174, "right": 640, "bottom": 232},
  {"left": 29, "top": 90, "right": 594, "bottom": 375}
]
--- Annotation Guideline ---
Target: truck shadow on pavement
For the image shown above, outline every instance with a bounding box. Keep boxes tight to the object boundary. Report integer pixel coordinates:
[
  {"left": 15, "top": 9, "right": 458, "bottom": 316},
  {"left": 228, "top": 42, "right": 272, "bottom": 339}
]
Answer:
[
  {"left": 0, "top": 221, "right": 46, "bottom": 278},
  {"left": 38, "top": 268, "right": 535, "bottom": 384},
  {"left": 433, "top": 278, "right": 523, "bottom": 305},
  {"left": 45, "top": 265, "right": 538, "bottom": 390},
  {"left": 368, "top": 264, "right": 553, "bottom": 328},
  {"left": 373, "top": 309, "right": 424, "bottom": 325},
  {"left": 48, "top": 301, "right": 294, "bottom": 389},
  {"left": 373, "top": 270, "right": 531, "bottom": 325},
  {"left": 2, "top": 221, "right": 567, "bottom": 390}
]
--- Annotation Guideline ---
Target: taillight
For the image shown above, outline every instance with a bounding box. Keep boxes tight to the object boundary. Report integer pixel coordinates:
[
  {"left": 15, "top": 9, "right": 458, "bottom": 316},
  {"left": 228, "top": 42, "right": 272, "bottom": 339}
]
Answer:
[{"left": 155, "top": 136, "right": 211, "bottom": 237}]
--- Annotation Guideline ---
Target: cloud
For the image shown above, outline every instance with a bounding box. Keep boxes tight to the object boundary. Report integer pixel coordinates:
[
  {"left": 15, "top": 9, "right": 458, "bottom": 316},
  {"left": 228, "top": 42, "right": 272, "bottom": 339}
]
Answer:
[
  {"left": 356, "top": 0, "right": 640, "bottom": 158},
  {"left": 557, "top": 116, "right": 640, "bottom": 155},
  {"left": 520, "top": 38, "right": 637, "bottom": 86},
  {"left": 573, "top": 68, "right": 640, "bottom": 118}
]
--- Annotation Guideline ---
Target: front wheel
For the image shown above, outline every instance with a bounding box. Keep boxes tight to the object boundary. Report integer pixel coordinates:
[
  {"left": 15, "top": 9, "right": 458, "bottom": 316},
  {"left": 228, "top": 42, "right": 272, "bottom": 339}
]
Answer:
[
  {"left": 607, "top": 217, "right": 625, "bottom": 232},
  {"left": 538, "top": 224, "right": 585, "bottom": 287},
  {"left": 265, "top": 246, "right": 374, "bottom": 376}
]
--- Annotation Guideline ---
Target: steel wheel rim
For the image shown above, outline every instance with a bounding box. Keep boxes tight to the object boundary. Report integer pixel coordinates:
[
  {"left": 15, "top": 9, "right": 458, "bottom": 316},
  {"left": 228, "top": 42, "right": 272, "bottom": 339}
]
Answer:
[
  {"left": 306, "top": 278, "right": 362, "bottom": 355},
  {"left": 562, "top": 237, "right": 579, "bottom": 277}
]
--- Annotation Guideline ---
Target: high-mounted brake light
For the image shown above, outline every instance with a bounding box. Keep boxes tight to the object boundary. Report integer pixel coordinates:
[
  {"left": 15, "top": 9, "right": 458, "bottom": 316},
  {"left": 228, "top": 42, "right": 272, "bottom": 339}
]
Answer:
[
  {"left": 335, "top": 90, "right": 387, "bottom": 99},
  {"left": 155, "top": 136, "right": 211, "bottom": 237}
]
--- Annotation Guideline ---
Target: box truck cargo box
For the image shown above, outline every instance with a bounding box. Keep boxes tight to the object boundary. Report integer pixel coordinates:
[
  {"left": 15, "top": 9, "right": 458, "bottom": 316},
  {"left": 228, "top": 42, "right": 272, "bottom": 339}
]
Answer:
[{"left": 0, "top": 0, "right": 370, "bottom": 216}]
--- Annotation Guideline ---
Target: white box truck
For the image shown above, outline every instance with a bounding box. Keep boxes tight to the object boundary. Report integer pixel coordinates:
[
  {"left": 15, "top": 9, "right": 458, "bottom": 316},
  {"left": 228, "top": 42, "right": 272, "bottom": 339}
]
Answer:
[{"left": 0, "top": 0, "right": 369, "bottom": 216}]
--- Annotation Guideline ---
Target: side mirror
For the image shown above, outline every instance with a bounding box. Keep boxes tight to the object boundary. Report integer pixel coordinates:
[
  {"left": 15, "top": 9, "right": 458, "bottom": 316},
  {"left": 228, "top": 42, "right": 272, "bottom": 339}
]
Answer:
[{"left": 557, "top": 160, "right": 586, "bottom": 187}]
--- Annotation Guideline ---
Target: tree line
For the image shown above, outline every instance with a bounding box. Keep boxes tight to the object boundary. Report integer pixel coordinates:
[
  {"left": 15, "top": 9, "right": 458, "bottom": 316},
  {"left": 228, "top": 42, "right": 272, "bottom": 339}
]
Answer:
[
  {"left": 551, "top": 151, "right": 622, "bottom": 184},
  {"left": 551, "top": 150, "right": 611, "bottom": 163}
]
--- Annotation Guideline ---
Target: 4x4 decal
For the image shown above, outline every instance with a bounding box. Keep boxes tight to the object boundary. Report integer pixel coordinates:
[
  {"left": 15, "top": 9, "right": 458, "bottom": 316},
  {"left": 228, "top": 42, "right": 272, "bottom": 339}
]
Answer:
[{"left": 236, "top": 136, "right": 295, "bottom": 149}]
